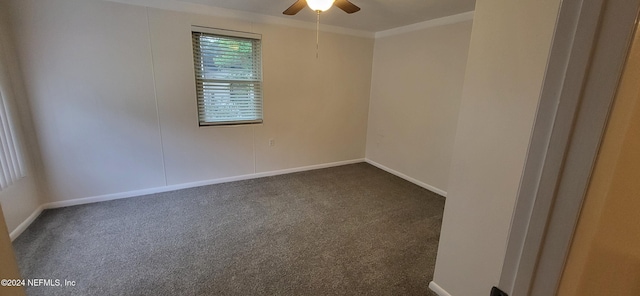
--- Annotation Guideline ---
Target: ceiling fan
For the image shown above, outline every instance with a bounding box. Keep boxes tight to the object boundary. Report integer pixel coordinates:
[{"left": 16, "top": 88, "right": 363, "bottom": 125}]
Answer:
[
  {"left": 283, "top": 0, "right": 361, "bottom": 15},
  {"left": 283, "top": 0, "right": 360, "bottom": 58}
]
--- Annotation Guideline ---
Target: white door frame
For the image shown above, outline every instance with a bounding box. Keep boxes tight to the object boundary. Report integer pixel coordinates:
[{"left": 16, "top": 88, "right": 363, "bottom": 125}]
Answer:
[{"left": 499, "top": 0, "right": 640, "bottom": 295}]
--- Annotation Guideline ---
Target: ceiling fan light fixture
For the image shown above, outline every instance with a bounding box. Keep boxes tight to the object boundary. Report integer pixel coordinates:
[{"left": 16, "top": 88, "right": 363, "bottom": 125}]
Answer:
[{"left": 307, "top": 0, "right": 335, "bottom": 12}]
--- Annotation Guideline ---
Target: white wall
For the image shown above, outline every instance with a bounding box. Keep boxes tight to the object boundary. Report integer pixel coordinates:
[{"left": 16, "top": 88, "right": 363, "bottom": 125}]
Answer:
[
  {"left": 431, "top": 0, "right": 561, "bottom": 295},
  {"left": 9, "top": 0, "right": 167, "bottom": 203},
  {"left": 0, "top": 0, "right": 45, "bottom": 234},
  {"left": 8, "top": 0, "right": 374, "bottom": 202},
  {"left": 366, "top": 20, "right": 472, "bottom": 194}
]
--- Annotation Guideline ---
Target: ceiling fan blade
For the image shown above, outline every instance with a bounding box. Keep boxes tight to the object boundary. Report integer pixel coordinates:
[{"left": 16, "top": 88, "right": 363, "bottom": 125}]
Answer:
[
  {"left": 283, "top": 0, "right": 307, "bottom": 15},
  {"left": 334, "top": 0, "right": 360, "bottom": 14}
]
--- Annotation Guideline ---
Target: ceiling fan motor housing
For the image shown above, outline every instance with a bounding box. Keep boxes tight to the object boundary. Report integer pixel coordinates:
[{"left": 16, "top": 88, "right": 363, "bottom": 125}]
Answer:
[{"left": 283, "top": 0, "right": 360, "bottom": 15}]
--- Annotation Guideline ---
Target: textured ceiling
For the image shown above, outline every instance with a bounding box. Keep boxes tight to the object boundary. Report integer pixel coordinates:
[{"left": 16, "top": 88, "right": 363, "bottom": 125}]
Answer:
[{"left": 179, "top": 0, "right": 476, "bottom": 32}]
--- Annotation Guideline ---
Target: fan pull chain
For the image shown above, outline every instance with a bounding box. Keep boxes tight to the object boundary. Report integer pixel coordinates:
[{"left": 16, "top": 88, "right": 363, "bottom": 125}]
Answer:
[{"left": 316, "top": 11, "right": 320, "bottom": 59}]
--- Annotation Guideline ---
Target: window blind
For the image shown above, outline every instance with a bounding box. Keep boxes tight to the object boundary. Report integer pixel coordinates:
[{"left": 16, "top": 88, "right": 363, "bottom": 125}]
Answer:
[
  {"left": 0, "top": 91, "right": 24, "bottom": 190},
  {"left": 192, "top": 28, "right": 263, "bottom": 126}
]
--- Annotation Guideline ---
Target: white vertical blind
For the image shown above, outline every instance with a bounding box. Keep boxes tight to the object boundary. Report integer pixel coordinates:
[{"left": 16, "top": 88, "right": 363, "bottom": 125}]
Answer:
[
  {"left": 0, "top": 91, "right": 24, "bottom": 189},
  {"left": 192, "top": 28, "right": 263, "bottom": 126}
]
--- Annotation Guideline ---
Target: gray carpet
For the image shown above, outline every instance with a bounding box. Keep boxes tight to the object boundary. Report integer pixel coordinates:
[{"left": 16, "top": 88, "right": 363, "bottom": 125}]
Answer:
[{"left": 13, "top": 163, "right": 444, "bottom": 296}]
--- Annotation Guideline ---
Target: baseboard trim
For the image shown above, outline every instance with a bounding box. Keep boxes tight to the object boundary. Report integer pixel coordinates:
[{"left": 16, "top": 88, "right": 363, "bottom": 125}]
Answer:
[
  {"left": 9, "top": 159, "right": 365, "bottom": 240},
  {"left": 364, "top": 159, "right": 447, "bottom": 197},
  {"left": 44, "top": 158, "right": 365, "bottom": 210},
  {"left": 9, "top": 204, "right": 45, "bottom": 241},
  {"left": 429, "top": 281, "right": 453, "bottom": 296}
]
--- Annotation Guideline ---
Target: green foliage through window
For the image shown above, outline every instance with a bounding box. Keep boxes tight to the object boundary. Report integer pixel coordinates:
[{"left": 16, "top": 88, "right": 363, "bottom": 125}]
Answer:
[{"left": 192, "top": 29, "right": 263, "bottom": 125}]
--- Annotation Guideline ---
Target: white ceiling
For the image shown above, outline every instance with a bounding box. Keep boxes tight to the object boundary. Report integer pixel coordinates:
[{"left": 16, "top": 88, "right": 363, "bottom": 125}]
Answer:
[{"left": 178, "top": 0, "right": 475, "bottom": 32}]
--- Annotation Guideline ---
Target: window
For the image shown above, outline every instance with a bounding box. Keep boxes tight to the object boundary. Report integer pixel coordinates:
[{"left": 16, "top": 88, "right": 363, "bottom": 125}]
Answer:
[
  {"left": 191, "top": 27, "right": 263, "bottom": 126},
  {"left": 0, "top": 91, "right": 24, "bottom": 190}
]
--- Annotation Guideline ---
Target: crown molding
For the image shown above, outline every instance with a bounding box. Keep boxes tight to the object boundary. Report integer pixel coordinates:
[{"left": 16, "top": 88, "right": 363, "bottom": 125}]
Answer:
[
  {"left": 375, "top": 11, "right": 474, "bottom": 38},
  {"left": 104, "top": 0, "right": 375, "bottom": 38},
  {"left": 103, "top": 1, "right": 473, "bottom": 40}
]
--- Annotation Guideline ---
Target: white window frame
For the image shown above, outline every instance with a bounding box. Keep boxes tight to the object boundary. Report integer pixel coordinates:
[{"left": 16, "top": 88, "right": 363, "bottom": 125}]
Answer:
[
  {"left": 0, "top": 90, "right": 25, "bottom": 190},
  {"left": 191, "top": 26, "right": 263, "bottom": 126}
]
